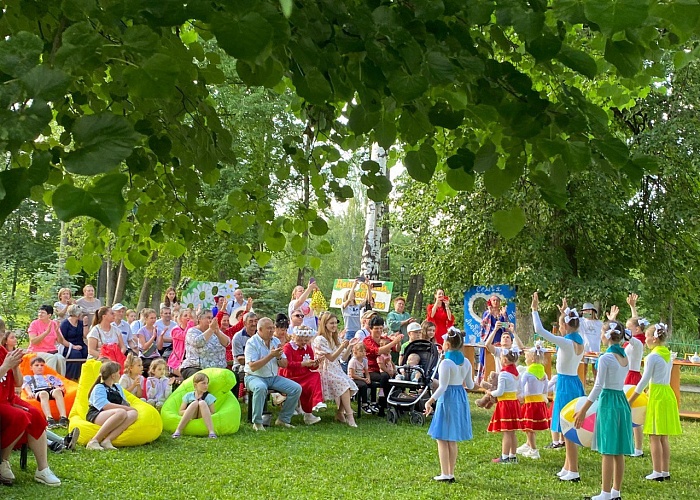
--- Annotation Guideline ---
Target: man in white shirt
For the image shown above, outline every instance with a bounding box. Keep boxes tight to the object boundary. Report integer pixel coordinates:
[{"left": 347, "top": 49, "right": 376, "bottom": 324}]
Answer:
[
  {"left": 226, "top": 289, "right": 248, "bottom": 315},
  {"left": 155, "top": 306, "right": 176, "bottom": 359},
  {"left": 111, "top": 303, "right": 137, "bottom": 353}
]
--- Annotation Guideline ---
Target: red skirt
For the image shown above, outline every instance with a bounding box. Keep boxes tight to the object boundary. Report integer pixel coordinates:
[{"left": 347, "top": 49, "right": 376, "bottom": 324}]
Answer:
[
  {"left": 520, "top": 401, "right": 551, "bottom": 431},
  {"left": 287, "top": 371, "right": 324, "bottom": 413},
  {"left": 487, "top": 399, "right": 521, "bottom": 432},
  {"left": 625, "top": 370, "right": 642, "bottom": 385},
  {"left": 0, "top": 399, "right": 47, "bottom": 449}
]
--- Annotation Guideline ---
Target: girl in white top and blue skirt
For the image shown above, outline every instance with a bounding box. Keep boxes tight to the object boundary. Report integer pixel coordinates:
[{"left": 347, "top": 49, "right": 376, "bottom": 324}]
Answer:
[
  {"left": 574, "top": 321, "right": 633, "bottom": 500},
  {"left": 424, "top": 328, "right": 474, "bottom": 483},
  {"left": 531, "top": 293, "right": 585, "bottom": 482}
]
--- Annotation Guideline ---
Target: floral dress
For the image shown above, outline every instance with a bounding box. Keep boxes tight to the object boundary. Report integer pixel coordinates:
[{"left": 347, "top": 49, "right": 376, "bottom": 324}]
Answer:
[{"left": 312, "top": 336, "right": 357, "bottom": 400}]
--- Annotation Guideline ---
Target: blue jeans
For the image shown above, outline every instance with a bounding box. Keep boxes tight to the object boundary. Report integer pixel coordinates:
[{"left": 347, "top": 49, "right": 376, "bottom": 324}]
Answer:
[{"left": 245, "top": 374, "right": 302, "bottom": 424}]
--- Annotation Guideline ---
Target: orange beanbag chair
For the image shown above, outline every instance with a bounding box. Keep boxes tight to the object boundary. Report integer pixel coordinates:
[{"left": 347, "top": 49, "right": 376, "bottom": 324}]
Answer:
[{"left": 20, "top": 353, "right": 78, "bottom": 420}]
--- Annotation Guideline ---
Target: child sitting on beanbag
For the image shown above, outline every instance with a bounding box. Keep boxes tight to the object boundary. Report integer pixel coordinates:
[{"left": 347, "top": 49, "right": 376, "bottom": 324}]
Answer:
[{"left": 23, "top": 356, "right": 69, "bottom": 428}]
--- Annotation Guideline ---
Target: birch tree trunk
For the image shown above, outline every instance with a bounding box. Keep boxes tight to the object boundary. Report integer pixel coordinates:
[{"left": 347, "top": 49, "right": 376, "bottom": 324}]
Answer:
[
  {"left": 105, "top": 259, "right": 117, "bottom": 306},
  {"left": 171, "top": 257, "right": 182, "bottom": 289},
  {"left": 97, "top": 260, "right": 107, "bottom": 303},
  {"left": 361, "top": 144, "right": 386, "bottom": 280},
  {"left": 113, "top": 261, "right": 128, "bottom": 304},
  {"left": 137, "top": 276, "right": 150, "bottom": 312}
]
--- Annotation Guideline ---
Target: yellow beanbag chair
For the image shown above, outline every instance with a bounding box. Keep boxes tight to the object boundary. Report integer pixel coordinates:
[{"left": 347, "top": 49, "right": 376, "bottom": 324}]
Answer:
[
  {"left": 20, "top": 354, "right": 78, "bottom": 420},
  {"left": 68, "top": 359, "right": 162, "bottom": 447},
  {"left": 161, "top": 368, "right": 240, "bottom": 436}
]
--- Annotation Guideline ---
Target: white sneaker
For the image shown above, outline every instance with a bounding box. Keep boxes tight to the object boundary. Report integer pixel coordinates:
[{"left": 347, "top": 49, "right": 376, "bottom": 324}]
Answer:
[
  {"left": 516, "top": 443, "right": 531, "bottom": 455},
  {"left": 645, "top": 471, "right": 664, "bottom": 480},
  {"left": 0, "top": 460, "right": 15, "bottom": 481},
  {"left": 559, "top": 471, "right": 580, "bottom": 482},
  {"left": 556, "top": 468, "right": 568, "bottom": 477},
  {"left": 312, "top": 402, "right": 327, "bottom": 412},
  {"left": 34, "top": 467, "right": 61, "bottom": 486},
  {"left": 523, "top": 448, "right": 540, "bottom": 459},
  {"left": 304, "top": 413, "right": 321, "bottom": 425},
  {"left": 631, "top": 449, "right": 644, "bottom": 457}
]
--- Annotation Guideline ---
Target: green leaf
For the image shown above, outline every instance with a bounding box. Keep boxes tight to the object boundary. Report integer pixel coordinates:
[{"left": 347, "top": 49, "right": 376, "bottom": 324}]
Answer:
[
  {"left": 604, "top": 39, "right": 642, "bottom": 78},
  {"left": 310, "top": 256, "right": 322, "bottom": 270},
  {"left": 290, "top": 234, "right": 306, "bottom": 253},
  {"left": 526, "top": 33, "right": 562, "bottom": 62},
  {"left": 213, "top": 13, "right": 274, "bottom": 63},
  {"left": 374, "top": 119, "right": 397, "bottom": 149},
  {"left": 388, "top": 73, "right": 429, "bottom": 102},
  {"left": 124, "top": 53, "right": 181, "bottom": 98},
  {"left": 363, "top": 173, "right": 392, "bottom": 202},
  {"left": 473, "top": 141, "right": 498, "bottom": 173},
  {"left": 0, "top": 31, "right": 43, "bottom": 77},
  {"left": 237, "top": 58, "right": 284, "bottom": 88},
  {"left": 293, "top": 68, "right": 332, "bottom": 103},
  {"left": 404, "top": 143, "right": 437, "bottom": 183},
  {"left": 82, "top": 254, "right": 103, "bottom": 275},
  {"left": 280, "top": 0, "right": 293, "bottom": 18},
  {"left": 445, "top": 168, "right": 475, "bottom": 191},
  {"left": 215, "top": 219, "right": 231, "bottom": 233},
  {"left": 295, "top": 254, "right": 307, "bottom": 269},
  {"left": 52, "top": 173, "right": 128, "bottom": 230},
  {"left": 310, "top": 217, "right": 329, "bottom": 236},
  {"left": 492, "top": 207, "right": 526, "bottom": 239},
  {"left": 65, "top": 256, "right": 82, "bottom": 275},
  {"left": 484, "top": 164, "right": 520, "bottom": 197},
  {"left": 164, "top": 240, "right": 186, "bottom": 258},
  {"left": 254, "top": 251, "right": 272, "bottom": 267},
  {"left": 127, "top": 249, "right": 149, "bottom": 269},
  {"left": 64, "top": 114, "right": 140, "bottom": 175},
  {"left": 19, "top": 65, "right": 71, "bottom": 101},
  {"left": 446, "top": 147, "right": 475, "bottom": 171},
  {"left": 583, "top": 0, "right": 650, "bottom": 36},
  {"left": 316, "top": 240, "right": 333, "bottom": 254},
  {"left": 593, "top": 136, "right": 629, "bottom": 166},
  {"left": 265, "top": 231, "right": 286, "bottom": 251},
  {"left": 428, "top": 102, "right": 465, "bottom": 129},
  {"left": 556, "top": 45, "right": 598, "bottom": 78}
]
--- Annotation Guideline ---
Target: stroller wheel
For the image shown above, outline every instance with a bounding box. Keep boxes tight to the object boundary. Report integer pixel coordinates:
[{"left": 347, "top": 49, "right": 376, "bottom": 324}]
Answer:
[
  {"left": 410, "top": 410, "right": 425, "bottom": 426},
  {"left": 386, "top": 407, "right": 399, "bottom": 425}
]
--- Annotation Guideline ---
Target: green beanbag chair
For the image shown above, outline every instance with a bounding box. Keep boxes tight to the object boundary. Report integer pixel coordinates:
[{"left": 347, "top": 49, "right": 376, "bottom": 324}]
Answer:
[
  {"left": 160, "top": 368, "right": 240, "bottom": 436},
  {"left": 68, "top": 359, "right": 162, "bottom": 447}
]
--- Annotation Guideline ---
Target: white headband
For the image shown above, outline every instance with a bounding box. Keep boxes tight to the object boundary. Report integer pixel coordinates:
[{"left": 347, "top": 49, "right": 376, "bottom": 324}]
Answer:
[
  {"left": 564, "top": 307, "right": 579, "bottom": 323},
  {"left": 292, "top": 326, "right": 317, "bottom": 337},
  {"left": 605, "top": 322, "right": 620, "bottom": 340}
]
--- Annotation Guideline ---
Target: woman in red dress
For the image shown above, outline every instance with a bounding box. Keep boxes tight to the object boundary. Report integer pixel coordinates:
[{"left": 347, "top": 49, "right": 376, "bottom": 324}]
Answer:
[
  {"left": 426, "top": 289, "right": 455, "bottom": 348},
  {"left": 279, "top": 326, "right": 326, "bottom": 425},
  {"left": 0, "top": 346, "right": 60, "bottom": 486}
]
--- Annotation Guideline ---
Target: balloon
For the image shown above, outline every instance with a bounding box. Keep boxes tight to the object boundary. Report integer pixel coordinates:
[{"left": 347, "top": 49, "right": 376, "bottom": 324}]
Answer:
[
  {"left": 623, "top": 384, "right": 648, "bottom": 428},
  {"left": 301, "top": 304, "right": 311, "bottom": 315},
  {"left": 560, "top": 396, "right": 598, "bottom": 448}
]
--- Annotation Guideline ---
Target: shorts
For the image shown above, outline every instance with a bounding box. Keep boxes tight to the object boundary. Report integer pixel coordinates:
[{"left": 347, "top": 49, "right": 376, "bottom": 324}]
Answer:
[{"left": 86, "top": 405, "right": 101, "bottom": 423}]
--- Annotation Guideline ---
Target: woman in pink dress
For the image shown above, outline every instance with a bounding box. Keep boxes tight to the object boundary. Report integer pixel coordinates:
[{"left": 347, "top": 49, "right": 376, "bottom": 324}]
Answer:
[
  {"left": 27, "top": 305, "right": 66, "bottom": 375},
  {"left": 279, "top": 326, "right": 326, "bottom": 425},
  {"left": 167, "top": 308, "right": 194, "bottom": 377},
  {"left": 313, "top": 312, "right": 358, "bottom": 427}
]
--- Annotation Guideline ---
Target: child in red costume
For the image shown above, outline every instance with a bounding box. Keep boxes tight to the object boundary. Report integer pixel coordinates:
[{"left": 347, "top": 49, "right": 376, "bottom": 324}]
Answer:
[{"left": 279, "top": 326, "right": 326, "bottom": 425}]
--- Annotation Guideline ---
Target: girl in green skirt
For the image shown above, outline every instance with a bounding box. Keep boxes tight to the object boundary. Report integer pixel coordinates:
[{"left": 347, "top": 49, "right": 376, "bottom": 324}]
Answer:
[
  {"left": 629, "top": 323, "right": 681, "bottom": 481},
  {"left": 574, "top": 320, "right": 633, "bottom": 500}
]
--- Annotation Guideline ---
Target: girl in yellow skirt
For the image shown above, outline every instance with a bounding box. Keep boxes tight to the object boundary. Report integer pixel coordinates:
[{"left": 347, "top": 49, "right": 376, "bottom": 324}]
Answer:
[
  {"left": 629, "top": 323, "right": 681, "bottom": 481},
  {"left": 516, "top": 342, "right": 550, "bottom": 459}
]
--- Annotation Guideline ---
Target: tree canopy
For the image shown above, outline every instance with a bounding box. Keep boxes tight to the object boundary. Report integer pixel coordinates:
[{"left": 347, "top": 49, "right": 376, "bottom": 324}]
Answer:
[{"left": 2, "top": 0, "right": 700, "bottom": 273}]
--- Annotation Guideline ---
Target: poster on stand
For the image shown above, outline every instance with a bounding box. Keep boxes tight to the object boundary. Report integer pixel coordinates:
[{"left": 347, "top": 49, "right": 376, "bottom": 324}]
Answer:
[
  {"left": 329, "top": 279, "right": 394, "bottom": 313},
  {"left": 180, "top": 279, "right": 239, "bottom": 310}
]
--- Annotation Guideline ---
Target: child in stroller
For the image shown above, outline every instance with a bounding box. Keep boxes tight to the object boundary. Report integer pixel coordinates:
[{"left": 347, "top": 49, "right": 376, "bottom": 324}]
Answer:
[{"left": 385, "top": 340, "right": 439, "bottom": 425}]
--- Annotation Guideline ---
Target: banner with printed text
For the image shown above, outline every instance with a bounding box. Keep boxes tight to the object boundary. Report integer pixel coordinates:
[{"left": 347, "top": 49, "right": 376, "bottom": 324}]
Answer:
[{"left": 330, "top": 279, "right": 394, "bottom": 313}]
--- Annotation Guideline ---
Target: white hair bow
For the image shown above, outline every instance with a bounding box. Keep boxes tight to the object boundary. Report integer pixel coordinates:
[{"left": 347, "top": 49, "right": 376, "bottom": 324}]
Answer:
[
  {"left": 502, "top": 346, "right": 521, "bottom": 356},
  {"left": 605, "top": 322, "right": 620, "bottom": 340},
  {"left": 531, "top": 340, "right": 545, "bottom": 355},
  {"left": 638, "top": 318, "right": 650, "bottom": 327},
  {"left": 447, "top": 326, "right": 461, "bottom": 338},
  {"left": 292, "top": 326, "right": 316, "bottom": 337},
  {"left": 653, "top": 323, "right": 667, "bottom": 338},
  {"left": 564, "top": 307, "right": 579, "bottom": 323}
]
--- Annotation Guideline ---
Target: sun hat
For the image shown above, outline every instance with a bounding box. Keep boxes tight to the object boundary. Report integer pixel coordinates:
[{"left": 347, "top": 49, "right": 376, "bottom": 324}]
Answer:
[
  {"left": 581, "top": 302, "right": 597, "bottom": 314},
  {"left": 111, "top": 303, "right": 126, "bottom": 311},
  {"left": 407, "top": 322, "right": 422, "bottom": 333}
]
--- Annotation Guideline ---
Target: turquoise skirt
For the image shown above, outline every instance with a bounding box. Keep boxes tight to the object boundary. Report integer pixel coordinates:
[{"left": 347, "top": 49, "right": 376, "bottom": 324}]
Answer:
[{"left": 593, "top": 388, "right": 633, "bottom": 455}]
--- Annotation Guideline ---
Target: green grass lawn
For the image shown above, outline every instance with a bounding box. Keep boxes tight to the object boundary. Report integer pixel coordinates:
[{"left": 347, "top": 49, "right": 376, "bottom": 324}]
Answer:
[{"left": 5, "top": 393, "right": 700, "bottom": 499}]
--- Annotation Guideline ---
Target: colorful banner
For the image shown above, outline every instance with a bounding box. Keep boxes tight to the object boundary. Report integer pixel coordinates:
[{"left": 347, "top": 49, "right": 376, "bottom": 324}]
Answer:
[
  {"left": 463, "top": 285, "right": 516, "bottom": 337},
  {"left": 180, "top": 279, "right": 239, "bottom": 310},
  {"left": 329, "top": 279, "right": 394, "bottom": 313}
]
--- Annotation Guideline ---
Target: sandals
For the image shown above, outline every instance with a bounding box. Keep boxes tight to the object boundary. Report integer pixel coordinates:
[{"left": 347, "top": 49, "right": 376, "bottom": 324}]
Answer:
[
  {"left": 171, "top": 431, "right": 181, "bottom": 439},
  {"left": 208, "top": 432, "right": 218, "bottom": 439}
]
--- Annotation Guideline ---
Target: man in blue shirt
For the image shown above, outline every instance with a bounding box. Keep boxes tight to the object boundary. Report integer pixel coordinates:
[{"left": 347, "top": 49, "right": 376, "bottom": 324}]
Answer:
[{"left": 244, "top": 317, "right": 301, "bottom": 431}]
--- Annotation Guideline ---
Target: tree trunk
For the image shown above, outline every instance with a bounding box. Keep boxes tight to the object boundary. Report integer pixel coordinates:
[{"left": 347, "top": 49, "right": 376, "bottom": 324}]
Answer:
[
  {"left": 151, "top": 278, "right": 163, "bottom": 313},
  {"left": 406, "top": 275, "right": 418, "bottom": 315},
  {"left": 297, "top": 125, "right": 313, "bottom": 286},
  {"left": 113, "top": 260, "right": 128, "bottom": 304},
  {"left": 667, "top": 298, "right": 674, "bottom": 336},
  {"left": 516, "top": 302, "right": 533, "bottom": 344},
  {"left": 171, "top": 257, "right": 183, "bottom": 289},
  {"left": 137, "top": 275, "right": 151, "bottom": 312},
  {"left": 105, "top": 260, "right": 117, "bottom": 306},
  {"left": 97, "top": 260, "right": 107, "bottom": 303},
  {"left": 414, "top": 274, "right": 425, "bottom": 317},
  {"left": 57, "top": 221, "right": 70, "bottom": 287},
  {"left": 361, "top": 143, "right": 386, "bottom": 280},
  {"left": 10, "top": 214, "right": 20, "bottom": 299}
]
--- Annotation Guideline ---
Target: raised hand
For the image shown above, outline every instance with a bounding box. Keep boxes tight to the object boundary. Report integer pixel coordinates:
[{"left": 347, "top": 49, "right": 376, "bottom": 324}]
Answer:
[
  {"left": 606, "top": 305, "right": 619, "bottom": 321},
  {"left": 531, "top": 292, "right": 539, "bottom": 311},
  {"left": 557, "top": 297, "right": 568, "bottom": 313},
  {"left": 626, "top": 293, "right": 638, "bottom": 308}
]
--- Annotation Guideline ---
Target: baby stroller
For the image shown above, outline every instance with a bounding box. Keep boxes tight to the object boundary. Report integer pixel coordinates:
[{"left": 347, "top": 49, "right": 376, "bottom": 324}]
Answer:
[{"left": 385, "top": 339, "right": 440, "bottom": 426}]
